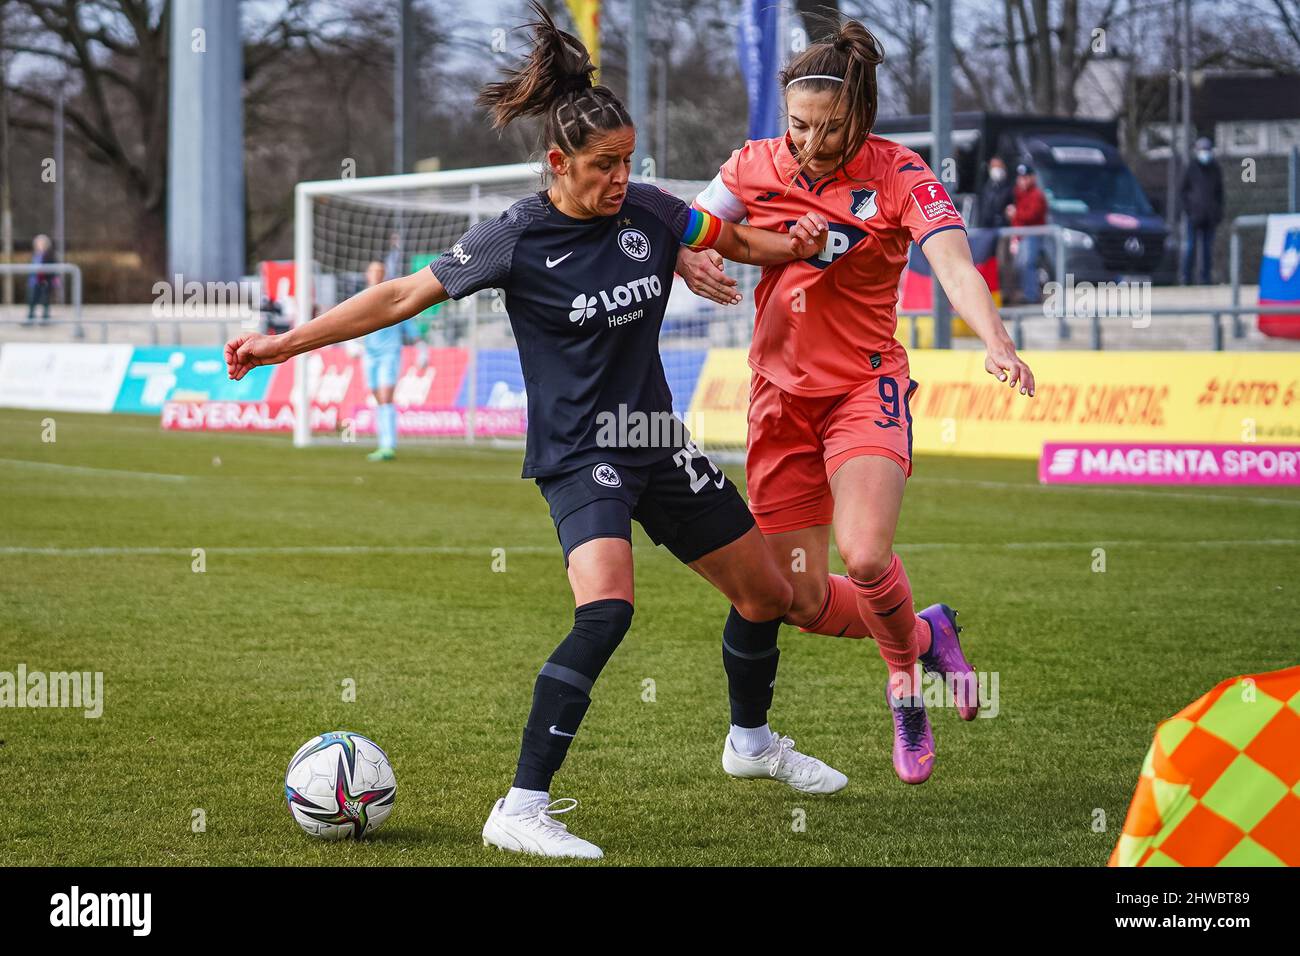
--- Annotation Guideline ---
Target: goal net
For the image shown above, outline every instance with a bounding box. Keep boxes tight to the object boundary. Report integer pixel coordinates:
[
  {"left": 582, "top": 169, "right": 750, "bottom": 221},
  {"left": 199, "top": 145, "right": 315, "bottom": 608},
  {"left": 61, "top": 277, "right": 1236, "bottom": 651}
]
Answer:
[{"left": 290, "top": 163, "right": 761, "bottom": 452}]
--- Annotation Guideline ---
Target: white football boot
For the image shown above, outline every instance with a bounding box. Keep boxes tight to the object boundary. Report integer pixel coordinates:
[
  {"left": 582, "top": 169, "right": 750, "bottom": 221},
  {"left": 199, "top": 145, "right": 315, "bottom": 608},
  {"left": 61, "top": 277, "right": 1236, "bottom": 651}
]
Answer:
[
  {"left": 722, "top": 731, "right": 848, "bottom": 794},
  {"left": 482, "top": 796, "right": 603, "bottom": 859}
]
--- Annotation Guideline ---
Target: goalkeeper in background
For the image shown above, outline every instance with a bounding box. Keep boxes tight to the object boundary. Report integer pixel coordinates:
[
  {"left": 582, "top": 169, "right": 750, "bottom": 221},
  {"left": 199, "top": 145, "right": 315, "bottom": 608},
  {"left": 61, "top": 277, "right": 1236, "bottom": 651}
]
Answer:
[{"left": 359, "top": 260, "right": 417, "bottom": 461}]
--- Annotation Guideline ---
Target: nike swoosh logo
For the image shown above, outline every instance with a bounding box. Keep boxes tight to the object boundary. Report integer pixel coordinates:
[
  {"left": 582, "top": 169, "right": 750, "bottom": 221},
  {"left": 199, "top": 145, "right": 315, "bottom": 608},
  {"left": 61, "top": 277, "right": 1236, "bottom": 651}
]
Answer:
[
  {"left": 545, "top": 252, "right": 573, "bottom": 268},
  {"left": 878, "top": 598, "right": 909, "bottom": 617},
  {"left": 548, "top": 724, "right": 576, "bottom": 737},
  {"left": 918, "top": 752, "right": 934, "bottom": 764}
]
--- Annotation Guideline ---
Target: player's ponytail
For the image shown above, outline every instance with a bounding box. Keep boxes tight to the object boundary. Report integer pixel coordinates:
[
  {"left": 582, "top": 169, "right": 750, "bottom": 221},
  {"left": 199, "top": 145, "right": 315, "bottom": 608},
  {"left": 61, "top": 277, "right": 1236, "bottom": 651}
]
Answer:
[
  {"left": 779, "top": 16, "right": 885, "bottom": 182},
  {"left": 477, "top": 0, "right": 632, "bottom": 156}
]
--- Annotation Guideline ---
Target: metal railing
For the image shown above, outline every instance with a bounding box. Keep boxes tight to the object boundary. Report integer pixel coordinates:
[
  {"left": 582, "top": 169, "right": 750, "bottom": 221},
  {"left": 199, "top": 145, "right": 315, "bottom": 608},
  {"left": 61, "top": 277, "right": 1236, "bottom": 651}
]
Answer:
[
  {"left": 0, "top": 314, "right": 254, "bottom": 346},
  {"left": 0, "top": 262, "right": 83, "bottom": 336},
  {"left": 1228, "top": 213, "right": 1270, "bottom": 341},
  {"left": 2, "top": 277, "right": 1289, "bottom": 358},
  {"left": 982, "top": 224, "right": 1069, "bottom": 337},
  {"left": 8, "top": 299, "right": 1293, "bottom": 357}
]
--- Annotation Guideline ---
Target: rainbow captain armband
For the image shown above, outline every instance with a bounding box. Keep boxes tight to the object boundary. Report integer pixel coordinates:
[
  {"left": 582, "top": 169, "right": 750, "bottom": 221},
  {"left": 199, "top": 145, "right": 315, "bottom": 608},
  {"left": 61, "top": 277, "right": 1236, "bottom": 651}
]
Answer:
[{"left": 682, "top": 207, "right": 723, "bottom": 250}]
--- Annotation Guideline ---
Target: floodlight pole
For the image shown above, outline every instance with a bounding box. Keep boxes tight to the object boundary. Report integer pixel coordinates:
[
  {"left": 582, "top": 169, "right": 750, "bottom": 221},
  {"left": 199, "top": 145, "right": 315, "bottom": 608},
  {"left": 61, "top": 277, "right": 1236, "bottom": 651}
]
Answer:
[
  {"left": 54, "top": 84, "right": 66, "bottom": 304},
  {"left": 0, "top": 9, "right": 11, "bottom": 307},
  {"left": 1180, "top": 0, "right": 1192, "bottom": 164},
  {"left": 395, "top": 0, "right": 414, "bottom": 174},
  {"left": 1166, "top": 69, "right": 1178, "bottom": 230},
  {"left": 167, "top": 0, "right": 245, "bottom": 283}
]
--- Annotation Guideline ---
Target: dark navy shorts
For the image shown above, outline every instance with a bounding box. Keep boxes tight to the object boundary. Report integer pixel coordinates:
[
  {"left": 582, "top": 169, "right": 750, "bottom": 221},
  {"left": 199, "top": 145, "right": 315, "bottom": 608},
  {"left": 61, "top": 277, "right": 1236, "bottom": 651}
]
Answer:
[{"left": 536, "top": 443, "right": 756, "bottom": 566}]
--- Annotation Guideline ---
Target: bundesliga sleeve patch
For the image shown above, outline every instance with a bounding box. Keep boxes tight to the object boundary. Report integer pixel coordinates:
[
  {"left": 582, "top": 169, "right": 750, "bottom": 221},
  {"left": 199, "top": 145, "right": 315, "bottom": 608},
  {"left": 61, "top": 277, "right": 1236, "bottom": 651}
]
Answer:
[
  {"left": 910, "top": 181, "right": 960, "bottom": 222},
  {"left": 682, "top": 207, "right": 723, "bottom": 249}
]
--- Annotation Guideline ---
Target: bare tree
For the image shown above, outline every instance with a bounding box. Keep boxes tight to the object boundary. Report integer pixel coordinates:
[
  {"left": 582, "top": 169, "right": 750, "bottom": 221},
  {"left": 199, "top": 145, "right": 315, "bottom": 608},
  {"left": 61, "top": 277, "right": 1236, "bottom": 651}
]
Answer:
[
  {"left": 243, "top": 0, "right": 397, "bottom": 262},
  {"left": 4, "top": 1, "right": 169, "bottom": 272},
  {"left": 1195, "top": 0, "right": 1300, "bottom": 73},
  {"left": 1267, "top": 0, "right": 1300, "bottom": 51},
  {"left": 937, "top": 0, "right": 1124, "bottom": 115},
  {"left": 842, "top": 0, "right": 931, "bottom": 115},
  {"left": 4, "top": 0, "right": 331, "bottom": 277}
]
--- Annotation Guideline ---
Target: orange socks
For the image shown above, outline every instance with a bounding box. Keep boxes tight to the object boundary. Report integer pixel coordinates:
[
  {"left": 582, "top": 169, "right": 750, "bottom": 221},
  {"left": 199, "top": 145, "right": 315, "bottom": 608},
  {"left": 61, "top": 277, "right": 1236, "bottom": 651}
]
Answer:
[
  {"left": 798, "top": 574, "right": 875, "bottom": 639},
  {"left": 850, "top": 554, "right": 931, "bottom": 695}
]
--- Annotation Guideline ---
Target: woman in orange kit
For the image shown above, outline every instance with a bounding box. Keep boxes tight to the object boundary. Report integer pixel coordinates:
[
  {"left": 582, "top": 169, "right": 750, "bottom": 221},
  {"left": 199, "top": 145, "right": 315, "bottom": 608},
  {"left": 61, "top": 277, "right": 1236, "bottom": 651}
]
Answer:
[{"left": 678, "top": 17, "right": 1036, "bottom": 784}]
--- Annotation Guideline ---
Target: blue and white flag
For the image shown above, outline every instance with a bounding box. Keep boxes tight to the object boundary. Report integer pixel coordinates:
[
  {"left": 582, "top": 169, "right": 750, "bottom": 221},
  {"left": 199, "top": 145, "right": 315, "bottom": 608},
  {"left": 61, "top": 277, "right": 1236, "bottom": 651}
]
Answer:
[
  {"left": 1259, "top": 213, "right": 1300, "bottom": 338},
  {"left": 737, "top": 0, "right": 781, "bottom": 141},
  {"left": 1260, "top": 214, "right": 1300, "bottom": 299},
  {"left": 1258, "top": 213, "right": 1300, "bottom": 335}
]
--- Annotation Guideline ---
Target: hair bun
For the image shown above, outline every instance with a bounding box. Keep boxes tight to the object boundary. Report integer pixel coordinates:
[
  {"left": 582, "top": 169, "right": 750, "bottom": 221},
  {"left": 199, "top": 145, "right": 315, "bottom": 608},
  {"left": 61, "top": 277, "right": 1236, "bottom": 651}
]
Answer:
[{"left": 558, "top": 72, "right": 592, "bottom": 95}]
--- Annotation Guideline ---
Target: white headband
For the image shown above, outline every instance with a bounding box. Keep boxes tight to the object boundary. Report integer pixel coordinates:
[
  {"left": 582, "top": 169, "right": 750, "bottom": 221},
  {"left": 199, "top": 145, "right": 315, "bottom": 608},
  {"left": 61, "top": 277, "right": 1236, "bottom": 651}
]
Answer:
[{"left": 785, "top": 75, "right": 845, "bottom": 88}]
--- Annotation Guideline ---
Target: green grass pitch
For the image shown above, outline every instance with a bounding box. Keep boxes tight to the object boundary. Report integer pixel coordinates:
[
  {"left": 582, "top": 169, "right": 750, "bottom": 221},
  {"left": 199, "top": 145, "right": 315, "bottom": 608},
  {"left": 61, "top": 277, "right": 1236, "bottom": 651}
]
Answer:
[{"left": 1, "top": 407, "right": 1296, "bottom": 866}]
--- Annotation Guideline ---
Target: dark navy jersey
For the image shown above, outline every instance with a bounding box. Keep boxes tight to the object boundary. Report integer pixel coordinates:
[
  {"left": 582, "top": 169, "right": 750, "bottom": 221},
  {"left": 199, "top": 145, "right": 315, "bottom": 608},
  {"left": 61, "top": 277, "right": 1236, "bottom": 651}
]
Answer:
[{"left": 430, "top": 181, "right": 693, "bottom": 478}]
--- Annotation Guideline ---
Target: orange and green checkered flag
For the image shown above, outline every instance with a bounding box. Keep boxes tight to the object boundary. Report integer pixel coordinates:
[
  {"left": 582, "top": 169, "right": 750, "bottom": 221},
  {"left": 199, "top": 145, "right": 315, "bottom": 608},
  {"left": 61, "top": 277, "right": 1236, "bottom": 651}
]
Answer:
[{"left": 1110, "top": 665, "right": 1300, "bottom": 867}]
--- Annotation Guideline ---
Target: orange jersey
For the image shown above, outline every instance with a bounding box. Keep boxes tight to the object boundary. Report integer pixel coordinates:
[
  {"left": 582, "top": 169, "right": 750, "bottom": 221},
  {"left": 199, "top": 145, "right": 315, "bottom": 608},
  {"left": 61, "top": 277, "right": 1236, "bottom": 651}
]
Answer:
[{"left": 695, "top": 133, "right": 966, "bottom": 397}]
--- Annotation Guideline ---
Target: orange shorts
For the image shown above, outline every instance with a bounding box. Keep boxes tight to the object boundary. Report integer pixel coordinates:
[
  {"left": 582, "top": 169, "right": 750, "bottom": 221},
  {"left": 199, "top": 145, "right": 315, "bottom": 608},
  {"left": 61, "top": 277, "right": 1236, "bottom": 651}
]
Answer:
[{"left": 745, "top": 371, "right": 918, "bottom": 534}]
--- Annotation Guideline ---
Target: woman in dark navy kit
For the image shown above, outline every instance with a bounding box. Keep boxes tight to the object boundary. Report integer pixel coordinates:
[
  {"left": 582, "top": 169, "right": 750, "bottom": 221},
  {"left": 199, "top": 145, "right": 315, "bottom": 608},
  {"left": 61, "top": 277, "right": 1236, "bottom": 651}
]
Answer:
[{"left": 225, "top": 2, "right": 847, "bottom": 859}]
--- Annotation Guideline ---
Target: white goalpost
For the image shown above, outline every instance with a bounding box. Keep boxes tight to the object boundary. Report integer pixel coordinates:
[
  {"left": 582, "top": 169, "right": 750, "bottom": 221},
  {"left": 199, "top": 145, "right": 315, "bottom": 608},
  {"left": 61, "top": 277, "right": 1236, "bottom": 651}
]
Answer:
[{"left": 290, "top": 163, "right": 762, "bottom": 450}]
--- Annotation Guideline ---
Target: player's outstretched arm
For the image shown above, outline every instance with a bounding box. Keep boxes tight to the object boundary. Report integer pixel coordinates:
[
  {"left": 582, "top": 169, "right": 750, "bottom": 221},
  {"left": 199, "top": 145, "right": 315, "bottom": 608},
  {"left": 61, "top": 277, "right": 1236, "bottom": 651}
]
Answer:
[
  {"left": 923, "top": 229, "right": 1036, "bottom": 397},
  {"left": 713, "top": 213, "right": 829, "bottom": 266},
  {"left": 225, "top": 268, "right": 449, "bottom": 381}
]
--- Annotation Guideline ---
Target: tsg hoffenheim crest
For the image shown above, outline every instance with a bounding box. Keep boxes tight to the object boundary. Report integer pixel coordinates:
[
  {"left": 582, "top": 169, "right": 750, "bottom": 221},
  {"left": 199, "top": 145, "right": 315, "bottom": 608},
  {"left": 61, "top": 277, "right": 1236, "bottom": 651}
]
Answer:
[{"left": 850, "top": 187, "right": 878, "bottom": 222}]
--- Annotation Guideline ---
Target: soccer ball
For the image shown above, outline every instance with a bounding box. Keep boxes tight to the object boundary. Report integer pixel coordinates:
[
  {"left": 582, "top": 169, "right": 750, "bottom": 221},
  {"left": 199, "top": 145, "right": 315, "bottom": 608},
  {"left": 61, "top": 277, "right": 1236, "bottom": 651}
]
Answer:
[{"left": 284, "top": 731, "right": 397, "bottom": 840}]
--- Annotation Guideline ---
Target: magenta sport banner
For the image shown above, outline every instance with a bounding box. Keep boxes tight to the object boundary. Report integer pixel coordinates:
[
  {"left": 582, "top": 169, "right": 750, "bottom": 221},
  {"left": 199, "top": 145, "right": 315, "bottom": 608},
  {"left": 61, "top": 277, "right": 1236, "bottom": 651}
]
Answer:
[{"left": 1040, "top": 442, "right": 1300, "bottom": 486}]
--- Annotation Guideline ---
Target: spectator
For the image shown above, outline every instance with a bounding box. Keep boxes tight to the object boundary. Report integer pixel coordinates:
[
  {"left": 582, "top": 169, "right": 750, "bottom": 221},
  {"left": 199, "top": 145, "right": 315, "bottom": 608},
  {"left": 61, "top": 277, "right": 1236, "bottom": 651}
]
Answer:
[
  {"left": 1179, "top": 136, "right": 1224, "bottom": 285},
  {"left": 24, "top": 234, "right": 56, "bottom": 326},
  {"left": 975, "top": 157, "right": 1014, "bottom": 229},
  {"left": 977, "top": 157, "right": 1016, "bottom": 299},
  {"left": 1005, "top": 163, "right": 1048, "bottom": 304}
]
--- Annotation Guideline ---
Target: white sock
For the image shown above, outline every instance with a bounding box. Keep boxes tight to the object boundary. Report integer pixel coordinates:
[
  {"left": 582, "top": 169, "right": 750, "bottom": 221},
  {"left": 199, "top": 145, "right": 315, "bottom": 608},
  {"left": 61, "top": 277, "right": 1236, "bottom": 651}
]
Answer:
[
  {"left": 502, "top": 786, "right": 549, "bottom": 815},
  {"left": 729, "top": 723, "right": 773, "bottom": 757},
  {"left": 377, "top": 402, "right": 397, "bottom": 450}
]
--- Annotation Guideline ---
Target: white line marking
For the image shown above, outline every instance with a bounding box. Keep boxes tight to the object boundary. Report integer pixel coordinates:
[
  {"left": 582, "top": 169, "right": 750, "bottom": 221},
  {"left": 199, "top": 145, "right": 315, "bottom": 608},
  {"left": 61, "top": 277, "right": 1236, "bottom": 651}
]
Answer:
[
  {"left": 0, "top": 458, "right": 523, "bottom": 484},
  {"left": 911, "top": 475, "right": 1300, "bottom": 507},
  {"left": 0, "top": 458, "right": 190, "bottom": 482},
  {"left": 0, "top": 545, "right": 561, "bottom": 557},
  {"left": 897, "top": 539, "right": 1300, "bottom": 551},
  {"left": 1, "top": 541, "right": 1295, "bottom": 558}
]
